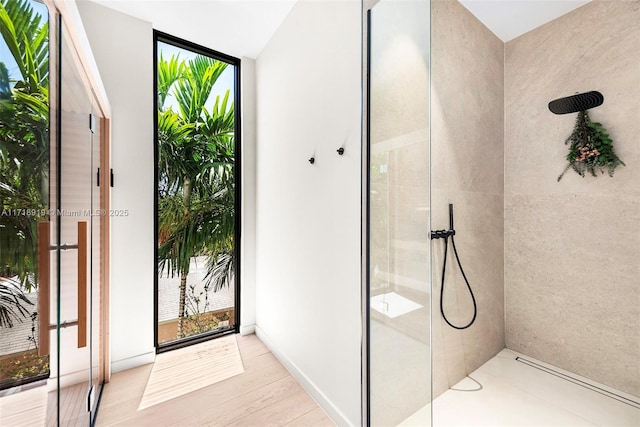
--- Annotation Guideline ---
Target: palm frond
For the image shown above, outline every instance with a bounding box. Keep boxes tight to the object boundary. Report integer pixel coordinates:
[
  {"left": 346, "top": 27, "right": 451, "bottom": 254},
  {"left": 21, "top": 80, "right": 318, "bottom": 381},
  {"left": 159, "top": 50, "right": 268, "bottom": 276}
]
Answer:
[
  {"left": 0, "top": 0, "right": 48, "bottom": 91},
  {"left": 0, "top": 276, "right": 33, "bottom": 328},
  {"left": 157, "top": 53, "right": 185, "bottom": 109},
  {"left": 203, "top": 250, "right": 234, "bottom": 292}
]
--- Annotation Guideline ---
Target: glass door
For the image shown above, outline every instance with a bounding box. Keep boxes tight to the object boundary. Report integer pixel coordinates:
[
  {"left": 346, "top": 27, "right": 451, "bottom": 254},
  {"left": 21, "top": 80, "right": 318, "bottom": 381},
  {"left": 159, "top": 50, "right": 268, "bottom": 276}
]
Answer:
[
  {"left": 366, "top": 0, "right": 431, "bottom": 425},
  {"left": 0, "top": 1, "right": 105, "bottom": 425},
  {"left": 49, "top": 17, "right": 103, "bottom": 425}
]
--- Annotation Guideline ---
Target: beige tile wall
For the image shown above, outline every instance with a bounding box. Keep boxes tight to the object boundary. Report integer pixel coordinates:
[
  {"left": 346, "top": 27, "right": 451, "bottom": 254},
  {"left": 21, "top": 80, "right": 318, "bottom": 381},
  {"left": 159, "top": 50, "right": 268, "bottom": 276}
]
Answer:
[
  {"left": 504, "top": 0, "right": 640, "bottom": 396},
  {"left": 431, "top": 0, "right": 505, "bottom": 397}
]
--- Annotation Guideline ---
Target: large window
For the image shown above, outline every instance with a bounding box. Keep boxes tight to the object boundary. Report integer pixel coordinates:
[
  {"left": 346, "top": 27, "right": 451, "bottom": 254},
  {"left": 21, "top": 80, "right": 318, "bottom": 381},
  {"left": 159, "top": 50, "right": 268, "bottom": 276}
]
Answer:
[
  {"left": 0, "top": 0, "right": 50, "bottom": 389},
  {"left": 154, "top": 32, "right": 240, "bottom": 350}
]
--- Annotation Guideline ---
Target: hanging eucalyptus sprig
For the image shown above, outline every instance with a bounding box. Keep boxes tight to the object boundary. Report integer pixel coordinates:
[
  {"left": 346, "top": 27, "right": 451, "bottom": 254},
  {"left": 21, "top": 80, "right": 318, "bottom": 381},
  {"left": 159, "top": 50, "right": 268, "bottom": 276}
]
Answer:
[{"left": 558, "top": 110, "right": 625, "bottom": 181}]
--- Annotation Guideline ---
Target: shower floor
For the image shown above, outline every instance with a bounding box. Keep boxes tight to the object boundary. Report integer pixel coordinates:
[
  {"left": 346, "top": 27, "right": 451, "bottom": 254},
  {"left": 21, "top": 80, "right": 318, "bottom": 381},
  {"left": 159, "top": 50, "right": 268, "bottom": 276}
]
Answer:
[{"left": 401, "top": 349, "right": 640, "bottom": 426}]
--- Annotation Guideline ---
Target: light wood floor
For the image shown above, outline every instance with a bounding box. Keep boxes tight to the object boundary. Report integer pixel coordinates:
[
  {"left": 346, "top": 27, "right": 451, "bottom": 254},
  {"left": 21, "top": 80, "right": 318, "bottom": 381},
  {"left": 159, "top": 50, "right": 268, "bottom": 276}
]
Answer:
[
  {"left": 96, "top": 334, "right": 336, "bottom": 426},
  {"left": 0, "top": 380, "right": 93, "bottom": 426}
]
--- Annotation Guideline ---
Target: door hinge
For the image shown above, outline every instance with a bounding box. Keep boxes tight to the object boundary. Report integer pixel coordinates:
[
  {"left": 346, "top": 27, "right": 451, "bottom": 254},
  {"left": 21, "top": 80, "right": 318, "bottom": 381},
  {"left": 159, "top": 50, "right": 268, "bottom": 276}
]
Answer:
[
  {"left": 110, "top": 169, "right": 114, "bottom": 187},
  {"left": 97, "top": 167, "right": 100, "bottom": 187},
  {"left": 89, "top": 113, "right": 95, "bottom": 134}
]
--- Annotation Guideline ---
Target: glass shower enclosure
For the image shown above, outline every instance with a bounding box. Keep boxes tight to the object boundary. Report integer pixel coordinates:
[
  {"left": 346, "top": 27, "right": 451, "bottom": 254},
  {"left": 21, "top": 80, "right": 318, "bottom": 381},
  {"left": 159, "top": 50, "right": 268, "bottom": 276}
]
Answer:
[
  {"left": 0, "top": 1, "right": 108, "bottom": 425},
  {"left": 364, "top": 0, "right": 431, "bottom": 425}
]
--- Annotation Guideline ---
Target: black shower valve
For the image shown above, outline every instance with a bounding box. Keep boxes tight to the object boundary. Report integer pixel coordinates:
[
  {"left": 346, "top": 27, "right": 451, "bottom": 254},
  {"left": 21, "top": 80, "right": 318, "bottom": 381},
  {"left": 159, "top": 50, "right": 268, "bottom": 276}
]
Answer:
[
  {"left": 430, "top": 229, "right": 456, "bottom": 240},
  {"left": 430, "top": 229, "right": 444, "bottom": 240}
]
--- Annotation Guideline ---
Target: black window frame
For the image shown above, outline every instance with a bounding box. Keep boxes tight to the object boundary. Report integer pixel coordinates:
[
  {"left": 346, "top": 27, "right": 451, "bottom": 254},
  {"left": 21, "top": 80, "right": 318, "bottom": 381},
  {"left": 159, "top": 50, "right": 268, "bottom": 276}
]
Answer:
[{"left": 153, "top": 30, "right": 241, "bottom": 353}]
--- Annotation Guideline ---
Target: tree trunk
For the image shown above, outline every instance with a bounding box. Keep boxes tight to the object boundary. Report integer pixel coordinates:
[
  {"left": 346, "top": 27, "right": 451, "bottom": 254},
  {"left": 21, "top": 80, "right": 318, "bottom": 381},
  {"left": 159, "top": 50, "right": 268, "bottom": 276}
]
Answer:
[
  {"left": 177, "top": 273, "right": 187, "bottom": 338},
  {"left": 183, "top": 177, "right": 192, "bottom": 209},
  {"left": 176, "top": 178, "right": 193, "bottom": 339}
]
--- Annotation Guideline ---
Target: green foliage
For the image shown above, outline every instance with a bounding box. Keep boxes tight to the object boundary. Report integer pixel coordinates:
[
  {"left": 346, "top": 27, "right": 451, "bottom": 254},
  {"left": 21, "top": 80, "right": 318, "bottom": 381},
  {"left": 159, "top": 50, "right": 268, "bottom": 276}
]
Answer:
[
  {"left": 204, "top": 250, "right": 233, "bottom": 293},
  {"left": 0, "top": 0, "right": 48, "bottom": 329},
  {"left": 157, "top": 50, "right": 236, "bottom": 337},
  {"left": 0, "top": 277, "right": 32, "bottom": 327},
  {"left": 0, "top": 349, "right": 49, "bottom": 381},
  {"left": 558, "top": 110, "right": 625, "bottom": 181}
]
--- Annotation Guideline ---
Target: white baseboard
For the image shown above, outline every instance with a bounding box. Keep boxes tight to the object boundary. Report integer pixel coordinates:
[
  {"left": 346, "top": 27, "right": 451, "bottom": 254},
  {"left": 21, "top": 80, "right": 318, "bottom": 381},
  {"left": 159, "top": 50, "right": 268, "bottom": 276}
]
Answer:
[
  {"left": 110, "top": 350, "right": 155, "bottom": 374},
  {"left": 239, "top": 324, "right": 255, "bottom": 336},
  {"left": 255, "top": 325, "right": 353, "bottom": 427}
]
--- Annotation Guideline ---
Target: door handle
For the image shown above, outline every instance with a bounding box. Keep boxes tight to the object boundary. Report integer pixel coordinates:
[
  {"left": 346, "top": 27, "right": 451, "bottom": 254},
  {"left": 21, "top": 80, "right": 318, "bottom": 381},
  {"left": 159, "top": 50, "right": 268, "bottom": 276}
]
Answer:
[
  {"left": 37, "top": 221, "right": 88, "bottom": 354},
  {"left": 77, "top": 221, "right": 87, "bottom": 348},
  {"left": 37, "top": 222, "right": 50, "bottom": 357}
]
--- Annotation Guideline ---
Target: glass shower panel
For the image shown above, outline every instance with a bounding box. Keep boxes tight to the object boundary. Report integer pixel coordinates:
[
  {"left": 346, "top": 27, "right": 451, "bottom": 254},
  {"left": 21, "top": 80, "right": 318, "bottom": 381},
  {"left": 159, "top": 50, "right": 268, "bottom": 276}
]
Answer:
[
  {"left": 89, "top": 101, "right": 102, "bottom": 419},
  {"left": 0, "top": 4, "right": 103, "bottom": 424},
  {"left": 368, "top": 0, "right": 431, "bottom": 425},
  {"left": 50, "top": 20, "right": 102, "bottom": 425}
]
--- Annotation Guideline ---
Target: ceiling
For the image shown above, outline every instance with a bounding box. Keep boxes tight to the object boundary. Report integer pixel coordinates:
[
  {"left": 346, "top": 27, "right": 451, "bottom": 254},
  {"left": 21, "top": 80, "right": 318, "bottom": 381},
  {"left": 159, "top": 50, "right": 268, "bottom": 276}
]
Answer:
[
  {"left": 87, "top": 0, "right": 297, "bottom": 59},
  {"left": 459, "top": 0, "right": 592, "bottom": 42},
  {"left": 88, "top": 0, "right": 593, "bottom": 58}
]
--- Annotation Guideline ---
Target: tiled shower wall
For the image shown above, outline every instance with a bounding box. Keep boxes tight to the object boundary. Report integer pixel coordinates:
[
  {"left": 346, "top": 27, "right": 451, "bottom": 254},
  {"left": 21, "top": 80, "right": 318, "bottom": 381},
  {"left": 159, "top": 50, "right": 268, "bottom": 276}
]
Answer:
[
  {"left": 504, "top": 1, "right": 640, "bottom": 396},
  {"left": 431, "top": 0, "right": 505, "bottom": 397}
]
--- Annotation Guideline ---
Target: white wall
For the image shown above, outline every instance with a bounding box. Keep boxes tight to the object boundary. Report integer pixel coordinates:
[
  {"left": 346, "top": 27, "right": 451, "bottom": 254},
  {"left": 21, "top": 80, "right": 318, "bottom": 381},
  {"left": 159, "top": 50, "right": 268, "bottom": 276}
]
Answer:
[
  {"left": 79, "top": 1, "right": 362, "bottom": 421},
  {"left": 77, "top": 0, "right": 156, "bottom": 372},
  {"left": 240, "top": 57, "right": 257, "bottom": 335},
  {"left": 77, "top": 0, "right": 260, "bottom": 372},
  {"left": 255, "top": 1, "right": 362, "bottom": 425}
]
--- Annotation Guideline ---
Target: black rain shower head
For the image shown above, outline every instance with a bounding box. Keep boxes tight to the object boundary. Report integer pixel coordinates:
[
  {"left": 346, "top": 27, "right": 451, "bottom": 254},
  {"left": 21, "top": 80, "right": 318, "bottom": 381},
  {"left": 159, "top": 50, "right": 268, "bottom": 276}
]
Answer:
[{"left": 548, "top": 91, "right": 604, "bottom": 115}]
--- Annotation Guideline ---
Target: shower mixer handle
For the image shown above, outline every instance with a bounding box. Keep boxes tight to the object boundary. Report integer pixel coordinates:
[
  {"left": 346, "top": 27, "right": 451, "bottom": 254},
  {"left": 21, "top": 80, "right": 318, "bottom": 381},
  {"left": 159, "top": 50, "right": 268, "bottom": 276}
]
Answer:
[
  {"left": 430, "top": 229, "right": 455, "bottom": 240},
  {"left": 449, "top": 203, "right": 454, "bottom": 230}
]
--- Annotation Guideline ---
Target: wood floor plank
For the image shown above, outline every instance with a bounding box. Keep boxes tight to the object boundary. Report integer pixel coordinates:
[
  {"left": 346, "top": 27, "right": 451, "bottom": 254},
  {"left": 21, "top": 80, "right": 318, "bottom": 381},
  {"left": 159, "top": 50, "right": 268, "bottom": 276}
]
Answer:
[
  {"left": 59, "top": 382, "right": 90, "bottom": 426},
  {"left": 96, "top": 334, "right": 336, "bottom": 427},
  {"left": 236, "top": 334, "right": 270, "bottom": 361},
  {"left": 169, "top": 376, "right": 302, "bottom": 426},
  {"left": 104, "top": 353, "right": 290, "bottom": 426},
  {"left": 286, "top": 407, "right": 335, "bottom": 427},
  {"left": 224, "top": 383, "right": 320, "bottom": 427},
  {"left": 0, "top": 381, "right": 96, "bottom": 426},
  {"left": 99, "top": 364, "right": 152, "bottom": 409},
  {"left": 0, "top": 385, "right": 47, "bottom": 426}
]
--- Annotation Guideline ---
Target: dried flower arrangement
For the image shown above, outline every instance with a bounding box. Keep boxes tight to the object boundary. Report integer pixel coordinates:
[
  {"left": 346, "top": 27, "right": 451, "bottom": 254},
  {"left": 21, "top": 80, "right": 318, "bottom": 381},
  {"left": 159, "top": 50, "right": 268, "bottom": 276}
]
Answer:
[{"left": 557, "top": 110, "right": 625, "bottom": 181}]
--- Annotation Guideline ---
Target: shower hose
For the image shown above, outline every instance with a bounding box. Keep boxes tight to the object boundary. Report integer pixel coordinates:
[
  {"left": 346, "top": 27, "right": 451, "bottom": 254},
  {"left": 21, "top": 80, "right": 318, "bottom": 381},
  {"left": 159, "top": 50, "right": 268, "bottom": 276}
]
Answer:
[{"left": 435, "top": 204, "right": 478, "bottom": 330}]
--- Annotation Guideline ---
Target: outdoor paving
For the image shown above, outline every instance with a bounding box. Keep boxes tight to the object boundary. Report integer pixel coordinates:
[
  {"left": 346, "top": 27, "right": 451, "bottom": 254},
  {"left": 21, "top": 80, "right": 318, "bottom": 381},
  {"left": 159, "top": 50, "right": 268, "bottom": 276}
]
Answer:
[
  {"left": 158, "top": 256, "right": 234, "bottom": 322},
  {"left": 0, "top": 292, "right": 38, "bottom": 357}
]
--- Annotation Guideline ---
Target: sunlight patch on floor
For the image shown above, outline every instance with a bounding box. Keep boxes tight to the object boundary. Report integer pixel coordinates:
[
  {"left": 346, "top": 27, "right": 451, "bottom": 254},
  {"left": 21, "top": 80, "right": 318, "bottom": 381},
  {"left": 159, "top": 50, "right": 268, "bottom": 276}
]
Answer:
[{"left": 138, "top": 334, "right": 244, "bottom": 410}]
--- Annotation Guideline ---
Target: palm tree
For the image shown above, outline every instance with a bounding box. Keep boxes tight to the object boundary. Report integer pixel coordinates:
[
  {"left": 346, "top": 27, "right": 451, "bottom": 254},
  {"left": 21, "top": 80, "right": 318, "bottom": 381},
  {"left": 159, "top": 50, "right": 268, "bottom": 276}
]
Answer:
[
  {"left": 157, "top": 53, "right": 236, "bottom": 339},
  {"left": 0, "top": 0, "right": 49, "bottom": 325}
]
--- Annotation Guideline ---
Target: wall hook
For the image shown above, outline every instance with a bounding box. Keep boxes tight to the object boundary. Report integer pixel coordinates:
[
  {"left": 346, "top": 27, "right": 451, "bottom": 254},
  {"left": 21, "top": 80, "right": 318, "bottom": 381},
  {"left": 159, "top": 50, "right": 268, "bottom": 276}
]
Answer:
[
  {"left": 337, "top": 147, "right": 345, "bottom": 155},
  {"left": 309, "top": 157, "right": 315, "bottom": 164}
]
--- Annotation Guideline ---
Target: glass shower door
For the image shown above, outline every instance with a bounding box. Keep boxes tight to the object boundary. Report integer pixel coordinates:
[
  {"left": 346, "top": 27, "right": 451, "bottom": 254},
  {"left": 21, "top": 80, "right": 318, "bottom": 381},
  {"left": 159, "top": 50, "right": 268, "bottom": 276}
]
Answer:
[
  {"left": 366, "top": 0, "right": 431, "bottom": 425},
  {"left": 0, "top": 3, "right": 104, "bottom": 424},
  {"left": 46, "top": 17, "right": 103, "bottom": 426}
]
